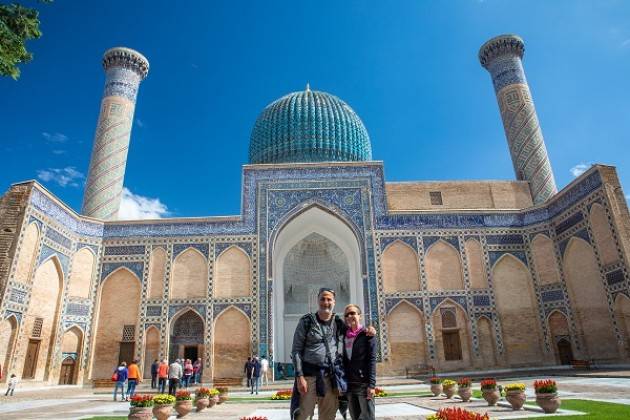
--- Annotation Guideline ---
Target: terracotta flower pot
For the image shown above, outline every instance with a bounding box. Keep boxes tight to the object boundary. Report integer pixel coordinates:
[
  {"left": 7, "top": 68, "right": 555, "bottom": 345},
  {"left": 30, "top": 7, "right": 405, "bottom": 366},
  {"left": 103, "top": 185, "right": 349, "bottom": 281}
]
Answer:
[
  {"left": 218, "top": 391, "right": 229, "bottom": 404},
  {"left": 195, "top": 397, "right": 209, "bottom": 412},
  {"left": 443, "top": 385, "right": 456, "bottom": 399},
  {"left": 209, "top": 395, "right": 219, "bottom": 407},
  {"left": 482, "top": 389, "right": 500, "bottom": 406},
  {"left": 458, "top": 386, "right": 472, "bottom": 402},
  {"left": 506, "top": 390, "right": 526, "bottom": 410},
  {"left": 536, "top": 392, "right": 561, "bottom": 414},
  {"left": 175, "top": 400, "right": 192, "bottom": 418},
  {"left": 152, "top": 403, "right": 173, "bottom": 420},
  {"left": 430, "top": 384, "right": 443, "bottom": 397},
  {"left": 128, "top": 406, "right": 152, "bottom": 420}
]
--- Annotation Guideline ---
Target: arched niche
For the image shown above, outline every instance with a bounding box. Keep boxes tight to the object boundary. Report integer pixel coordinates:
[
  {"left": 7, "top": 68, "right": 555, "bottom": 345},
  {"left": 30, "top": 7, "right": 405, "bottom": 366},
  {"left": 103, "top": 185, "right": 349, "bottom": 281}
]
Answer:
[
  {"left": 431, "top": 300, "right": 472, "bottom": 369},
  {"left": 59, "top": 327, "right": 83, "bottom": 384},
  {"left": 169, "top": 309, "right": 204, "bottom": 362},
  {"left": 381, "top": 241, "right": 420, "bottom": 293},
  {"left": 143, "top": 326, "right": 160, "bottom": 379},
  {"left": 213, "top": 307, "right": 250, "bottom": 379},
  {"left": 92, "top": 268, "right": 141, "bottom": 379},
  {"left": 465, "top": 238, "right": 487, "bottom": 289},
  {"left": 214, "top": 246, "right": 251, "bottom": 298},
  {"left": 272, "top": 206, "right": 363, "bottom": 363},
  {"left": 492, "top": 254, "right": 543, "bottom": 366},
  {"left": 425, "top": 240, "right": 464, "bottom": 291},
  {"left": 148, "top": 247, "right": 167, "bottom": 299},
  {"left": 68, "top": 248, "right": 95, "bottom": 298},
  {"left": 614, "top": 294, "right": 630, "bottom": 356},
  {"left": 0, "top": 316, "right": 18, "bottom": 383},
  {"left": 547, "top": 311, "right": 573, "bottom": 365},
  {"left": 476, "top": 316, "right": 497, "bottom": 367},
  {"left": 14, "top": 222, "right": 40, "bottom": 284},
  {"left": 563, "top": 237, "right": 618, "bottom": 360},
  {"left": 531, "top": 234, "right": 561, "bottom": 285},
  {"left": 385, "top": 301, "right": 426, "bottom": 375},
  {"left": 589, "top": 204, "right": 618, "bottom": 266},
  {"left": 171, "top": 248, "right": 207, "bottom": 299}
]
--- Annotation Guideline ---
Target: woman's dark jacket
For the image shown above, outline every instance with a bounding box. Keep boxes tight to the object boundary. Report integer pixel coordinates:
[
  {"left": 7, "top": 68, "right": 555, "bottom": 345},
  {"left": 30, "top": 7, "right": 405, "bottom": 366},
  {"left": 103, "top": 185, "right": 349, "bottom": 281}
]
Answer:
[{"left": 342, "top": 331, "right": 376, "bottom": 388}]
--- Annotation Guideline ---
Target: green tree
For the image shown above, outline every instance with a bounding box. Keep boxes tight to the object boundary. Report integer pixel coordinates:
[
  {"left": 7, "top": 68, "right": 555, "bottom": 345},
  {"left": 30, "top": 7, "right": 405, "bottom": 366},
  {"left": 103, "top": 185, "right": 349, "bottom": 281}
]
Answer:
[{"left": 0, "top": 1, "right": 50, "bottom": 80}]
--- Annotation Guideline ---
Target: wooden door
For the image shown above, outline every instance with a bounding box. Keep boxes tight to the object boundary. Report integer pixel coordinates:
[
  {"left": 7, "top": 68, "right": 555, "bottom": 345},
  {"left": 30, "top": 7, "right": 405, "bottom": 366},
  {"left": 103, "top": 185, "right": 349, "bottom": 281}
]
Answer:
[
  {"left": 59, "top": 357, "right": 76, "bottom": 384},
  {"left": 118, "top": 342, "right": 135, "bottom": 365},
  {"left": 22, "top": 339, "right": 40, "bottom": 379},
  {"left": 557, "top": 338, "right": 574, "bottom": 365},
  {"left": 443, "top": 331, "right": 462, "bottom": 361}
]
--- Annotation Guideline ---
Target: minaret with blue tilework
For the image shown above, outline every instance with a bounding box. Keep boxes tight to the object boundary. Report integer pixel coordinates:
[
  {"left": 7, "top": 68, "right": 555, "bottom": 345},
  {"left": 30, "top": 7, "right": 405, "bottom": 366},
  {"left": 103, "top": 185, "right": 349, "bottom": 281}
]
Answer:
[
  {"left": 82, "top": 47, "right": 149, "bottom": 219},
  {"left": 479, "top": 34, "right": 557, "bottom": 204}
]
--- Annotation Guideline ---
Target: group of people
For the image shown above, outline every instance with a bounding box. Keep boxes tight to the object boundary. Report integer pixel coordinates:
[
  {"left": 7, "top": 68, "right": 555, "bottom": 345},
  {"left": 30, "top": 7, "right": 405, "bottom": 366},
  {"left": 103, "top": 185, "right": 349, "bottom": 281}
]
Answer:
[
  {"left": 243, "top": 355, "right": 270, "bottom": 395},
  {"left": 112, "top": 357, "right": 203, "bottom": 401},
  {"left": 291, "top": 288, "right": 377, "bottom": 420}
]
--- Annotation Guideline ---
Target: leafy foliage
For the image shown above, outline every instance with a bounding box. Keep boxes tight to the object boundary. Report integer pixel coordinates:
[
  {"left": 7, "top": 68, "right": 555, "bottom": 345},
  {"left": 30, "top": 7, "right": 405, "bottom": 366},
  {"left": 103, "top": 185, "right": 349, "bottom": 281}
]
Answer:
[
  {"left": 427, "top": 407, "right": 490, "bottom": 420},
  {"left": 152, "top": 394, "right": 176, "bottom": 405},
  {"left": 129, "top": 394, "right": 153, "bottom": 407},
  {"left": 534, "top": 379, "right": 557, "bottom": 394}
]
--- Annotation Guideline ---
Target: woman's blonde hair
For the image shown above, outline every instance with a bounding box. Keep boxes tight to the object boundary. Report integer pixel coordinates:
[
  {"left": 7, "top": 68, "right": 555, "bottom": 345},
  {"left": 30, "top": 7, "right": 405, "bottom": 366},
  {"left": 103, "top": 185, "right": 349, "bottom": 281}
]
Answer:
[{"left": 344, "top": 304, "right": 362, "bottom": 315}]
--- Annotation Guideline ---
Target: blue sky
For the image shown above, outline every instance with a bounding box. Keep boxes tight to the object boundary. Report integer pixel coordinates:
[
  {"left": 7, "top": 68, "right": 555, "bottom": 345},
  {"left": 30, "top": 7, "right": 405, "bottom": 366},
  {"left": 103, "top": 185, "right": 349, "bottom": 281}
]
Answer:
[{"left": 1, "top": 0, "right": 629, "bottom": 218}]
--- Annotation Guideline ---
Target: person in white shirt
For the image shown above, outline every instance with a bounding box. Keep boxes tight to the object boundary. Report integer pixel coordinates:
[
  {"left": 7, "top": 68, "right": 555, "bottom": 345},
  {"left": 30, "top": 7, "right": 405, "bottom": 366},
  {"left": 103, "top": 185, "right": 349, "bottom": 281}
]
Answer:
[
  {"left": 260, "top": 356, "right": 269, "bottom": 385},
  {"left": 5, "top": 374, "right": 18, "bottom": 396}
]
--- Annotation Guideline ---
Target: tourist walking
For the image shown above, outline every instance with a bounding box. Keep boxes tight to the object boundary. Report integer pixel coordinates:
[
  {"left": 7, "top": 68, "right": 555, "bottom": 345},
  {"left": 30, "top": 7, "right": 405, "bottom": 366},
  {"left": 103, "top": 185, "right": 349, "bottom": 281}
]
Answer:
[
  {"left": 244, "top": 356, "right": 253, "bottom": 387},
  {"left": 5, "top": 374, "right": 18, "bottom": 396},
  {"left": 260, "top": 355, "right": 269, "bottom": 385},
  {"left": 126, "top": 359, "right": 141, "bottom": 399},
  {"left": 250, "top": 356, "right": 261, "bottom": 395},
  {"left": 157, "top": 359, "right": 169, "bottom": 393},
  {"left": 150, "top": 359, "right": 159, "bottom": 389},
  {"left": 168, "top": 359, "right": 183, "bottom": 395},
  {"left": 193, "top": 358, "right": 202, "bottom": 384},
  {"left": 342, "top": 304, "right": 376, "bottom": 420},
  {"left": 183, "top": 359, "right": 193, "bottom": 388},
  {"left": 113, "top": 362, "right": 128, "bottom": 401}
]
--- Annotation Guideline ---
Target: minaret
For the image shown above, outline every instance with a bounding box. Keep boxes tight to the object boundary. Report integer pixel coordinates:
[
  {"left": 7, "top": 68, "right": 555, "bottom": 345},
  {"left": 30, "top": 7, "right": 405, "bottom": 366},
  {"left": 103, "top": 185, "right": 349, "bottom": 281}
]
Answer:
[
  {"left": 82, "top": 47, "right": 149, "bottom": 219},
  {"left": 479, "top": 35, "right": 557, "bottom": 204}
]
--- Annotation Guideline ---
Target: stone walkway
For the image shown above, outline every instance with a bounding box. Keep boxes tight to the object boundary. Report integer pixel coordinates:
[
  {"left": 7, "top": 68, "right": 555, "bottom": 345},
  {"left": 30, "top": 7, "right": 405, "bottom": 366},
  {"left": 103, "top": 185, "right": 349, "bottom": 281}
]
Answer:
[{"left": 1, "top": 374, "right": 629, "bottom": 419}]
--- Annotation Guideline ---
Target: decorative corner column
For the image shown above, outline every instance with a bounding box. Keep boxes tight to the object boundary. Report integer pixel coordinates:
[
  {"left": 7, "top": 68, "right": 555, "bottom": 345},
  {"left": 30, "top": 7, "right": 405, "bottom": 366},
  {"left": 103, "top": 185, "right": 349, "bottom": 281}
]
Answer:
[
  {"left": 479, "top": 34, "right": 557, "bottom": 204},
  {"left": 82, "top": 47, "right": 149, "bottom": 219}
]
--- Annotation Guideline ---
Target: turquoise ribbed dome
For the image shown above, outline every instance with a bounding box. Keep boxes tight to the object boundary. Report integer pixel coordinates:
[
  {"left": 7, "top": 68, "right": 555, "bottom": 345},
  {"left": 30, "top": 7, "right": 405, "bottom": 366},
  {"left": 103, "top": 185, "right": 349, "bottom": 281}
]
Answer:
[{"left": 249, "top": 88, "right": 372, "bottom": 164}]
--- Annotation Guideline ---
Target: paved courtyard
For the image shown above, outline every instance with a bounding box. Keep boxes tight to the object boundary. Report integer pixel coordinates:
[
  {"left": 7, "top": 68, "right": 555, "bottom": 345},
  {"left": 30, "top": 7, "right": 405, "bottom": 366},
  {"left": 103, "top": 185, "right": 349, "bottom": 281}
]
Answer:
[{"left": 1, "top": 373, "right": 630, "bottom": 419}]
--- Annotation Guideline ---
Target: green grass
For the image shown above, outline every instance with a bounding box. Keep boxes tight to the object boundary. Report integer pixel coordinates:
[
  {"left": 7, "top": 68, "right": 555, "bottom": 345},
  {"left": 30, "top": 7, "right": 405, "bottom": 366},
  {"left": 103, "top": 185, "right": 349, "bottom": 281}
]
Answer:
[
  {"left": 513, "top": 399, "right": 630, "bottom": 419},
  {"left": 228, "top": 390, "right": 433, "bottom": 403}
]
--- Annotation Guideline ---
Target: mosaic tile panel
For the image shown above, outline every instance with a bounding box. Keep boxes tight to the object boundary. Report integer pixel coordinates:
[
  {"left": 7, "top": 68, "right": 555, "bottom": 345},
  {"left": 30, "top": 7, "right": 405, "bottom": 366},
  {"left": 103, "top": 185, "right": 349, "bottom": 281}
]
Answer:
[
  {"left": 606, "top": 269, "right": 625, "bottom": 286},
  {"left": 65, "top": 303, "right": 90, "bottom": 316},
  {"left": 104, "top": 245, "right": 145, "bottom": 255},
  {"left": 45, "top": 228, "right": 72, "bottom": 249},
  {"left": 100, "top": 261, "right": 144, "bottom": 282},
  {"left": 172, "top": 243, "right": 209, "bottom": 259}
]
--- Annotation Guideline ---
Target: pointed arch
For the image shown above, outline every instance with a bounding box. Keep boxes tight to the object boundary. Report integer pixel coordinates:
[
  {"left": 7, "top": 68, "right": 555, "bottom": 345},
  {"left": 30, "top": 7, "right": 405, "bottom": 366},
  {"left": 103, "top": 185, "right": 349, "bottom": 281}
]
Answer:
[
  {"left": 213, "top": 307, "right": 251, "bottom": 379},
  {"left": 68, "top": 247, "right": 95, "bottom": 298},
  {"left": 476, "top": 316, "right": 497, "bottom": 367},
  {"left": 385, "top": 300, "right": 426, "bottom": 375},
  {"left": 148, "top": 247, "right": 167, "bottom": 299},
  {"left": 425, "top": 240, "right": 464, "bottom": 291},
  {"left": 92, "top": 266, "right": 141, "bottom": 379},
  {"left": 59, "top": 326, "right": 83, "bottom": 384},
  {"left": 14, "top": 222, "right": 40, "bottom": 284},
  {"left": 563, "top": 237, "right": 618, "bottom": 360},
  {"left": 171, "top": 247, "right": 207, "bottom": 299},
  {"left": 613, "top": 294, "right": 630, "bottom": 356},
  {"left": 0, "top": 315, "right": 18, "bottom": 383},
  {"left": 492, "top": 253, "right": 543, "bottom": 366},
  {"left": 143, "top": 326, "right": 160, "bottom": 379},
  {"left": 382, "top": 240, "right": 420, "bottom": 293},
  {"left": 465, "top": 238, "right": 487, "bottom": 289},
  {"left": 547, "top": 310, "right": 573, "bottom": 364},
  {"left": 431, "top": 299, "right": 472, "bottom": 368},
  {"left": 214, "top": 246, "right": 251, "bottom": 298},
  {"left": 589, "top": 203, "right": 618, "bottom": 266},
  {"left": 531, "top": 234, "right": 561, "bottom": 285}
]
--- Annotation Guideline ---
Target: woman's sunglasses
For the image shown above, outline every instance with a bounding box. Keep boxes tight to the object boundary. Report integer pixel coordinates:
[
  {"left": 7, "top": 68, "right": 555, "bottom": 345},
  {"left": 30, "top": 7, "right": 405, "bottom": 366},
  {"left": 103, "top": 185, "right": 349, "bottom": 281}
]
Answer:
[{"left": 344, "top": 311, "right": 358, "bottom": 317}]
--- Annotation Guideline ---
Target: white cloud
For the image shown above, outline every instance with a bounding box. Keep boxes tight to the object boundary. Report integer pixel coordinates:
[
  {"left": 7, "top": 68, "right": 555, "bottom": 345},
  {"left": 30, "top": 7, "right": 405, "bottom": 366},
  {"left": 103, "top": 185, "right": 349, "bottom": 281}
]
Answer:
[
  {"left": 42, "top": 132, "right": 69, "bottom": 143},
  {"left": 570, "top": 163, "right": 590, "bottom": 177},
  {"left": 36, "top": 167, "right": 84, "bottom": 187},
  {"left": 52, "top": 149, "right": 66, "bottom": 155},
  {"left": 118, "top": 187, "right": 170, "bottom": 220},
  {"left": 136, "top": 119, "right": 145, "bottom": 128},
  {"left": 622, "top": 39, "right": 630, "bottom": 48}
]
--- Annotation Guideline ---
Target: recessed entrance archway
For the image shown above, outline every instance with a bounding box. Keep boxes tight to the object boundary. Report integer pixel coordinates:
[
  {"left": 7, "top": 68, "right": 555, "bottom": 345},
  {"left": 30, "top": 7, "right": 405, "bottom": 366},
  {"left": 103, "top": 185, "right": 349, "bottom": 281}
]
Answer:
[
  {"left": 272, "top": 205, "right": 364, "bottom": 363},
  {"left": 169, "top": 310, "right": 204, "bottom": 363}
]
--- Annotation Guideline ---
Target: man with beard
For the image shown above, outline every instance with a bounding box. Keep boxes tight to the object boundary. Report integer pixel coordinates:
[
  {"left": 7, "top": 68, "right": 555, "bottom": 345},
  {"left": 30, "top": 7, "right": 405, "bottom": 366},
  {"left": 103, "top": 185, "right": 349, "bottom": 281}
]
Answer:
[{"left": 291, "top": 288, "right": 374, "bottom": 420}]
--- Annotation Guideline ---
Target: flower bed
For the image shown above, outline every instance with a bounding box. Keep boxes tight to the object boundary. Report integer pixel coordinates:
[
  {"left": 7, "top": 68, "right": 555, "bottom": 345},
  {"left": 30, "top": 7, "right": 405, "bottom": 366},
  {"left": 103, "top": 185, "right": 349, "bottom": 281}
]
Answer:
[
  {"left": 271, "top": 389, "right": 292, "bottom": 400},
  {"left": 153, "top": 394, "right": 176, "bottom": 405},
  {"left": 374, "top": 387, "right": 388, "bottom": 397},
  {"left": 442, "top": 379, "right": 456, "bottom": 388},
  {"left": 428, "top": 407, "right": 490, "bottom": 420},
  {"left": 480, "top": 378, "right": 497, "bottom": 390},
  {"left": 534, "top": 379, "right": 557, "bottom": 394},
  {"left": 130, "top": 394, "right": 154, "bottom": 407},
  {"left": 176, "top": 390, "right": 192, "bottom": 401},
  {"left": 240, "top": 417, "right": 269, "bottom": 420},
  {"left": 505, "top": 383, "right": 526, "bottom": 392},
  {"left": 430, "top": 376, "right": 442, "bottom": 384},
  {"left": 457, "top": 377, "right": 471, "bottom": 388}
]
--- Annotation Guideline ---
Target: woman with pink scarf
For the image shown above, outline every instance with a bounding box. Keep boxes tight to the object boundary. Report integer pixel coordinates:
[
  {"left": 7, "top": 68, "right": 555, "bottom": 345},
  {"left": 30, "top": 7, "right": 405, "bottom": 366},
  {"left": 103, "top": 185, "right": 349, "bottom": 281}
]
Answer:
[{"left": 342, "top": 304, "right": 376, "bottom": 420}]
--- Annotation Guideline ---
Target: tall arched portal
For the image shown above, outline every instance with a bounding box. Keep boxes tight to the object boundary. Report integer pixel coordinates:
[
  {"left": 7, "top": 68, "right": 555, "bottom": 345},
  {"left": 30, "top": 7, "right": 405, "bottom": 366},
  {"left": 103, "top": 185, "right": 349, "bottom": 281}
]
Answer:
[
  {"left": 169, "top": 310, "right": 204, "bottom": 362},
  {"left": 272, "top": 206, "right": 363, "bottom": 363}
]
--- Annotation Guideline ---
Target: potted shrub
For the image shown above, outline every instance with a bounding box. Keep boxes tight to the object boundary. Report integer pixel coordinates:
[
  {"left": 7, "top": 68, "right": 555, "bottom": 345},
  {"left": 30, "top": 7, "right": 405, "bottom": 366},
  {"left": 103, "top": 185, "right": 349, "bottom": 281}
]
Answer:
[
  {"left": 208, "top": 388, "right": 220, "bottom": 406},
  {"left": 175, "top": 390, "right": 193, "bottom": 418},
  {"left": 480, "top": 378, "right": 500, "bottom": 406},
  {"left": 534, "top": 379, "right": 561, "bottom": 413},
  {"left": 194, "top": 387, "right": 211, "bottom": 412},
  {"left": 374, "top": 387, "right": 388, "bottom": 398},
  {"left": 442, "top": 379, "right": 457, "bottom": 399},
  {"left": 271, "top": 389, "right": 293, "bottom": 400},
  {"left": 457, "top": 377, "right": 472, "bottom": 402},
  {"left": 427, "top": 407, "right": 490, "bottom": 420},
  {"left": 152, "top": 394, "right": 175, "bottom": 420},
  {"left": 217, "top": 386, "right": 229, "bottom": 404},
  {"left": 128, "top": 394, "right": 153, "bottom": 419},
  {"left": 429, "top": 376, "right": 443, "bottom": 397},
  {"left": 504, "top": 383, "right": 526, "bottom": 410}
]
